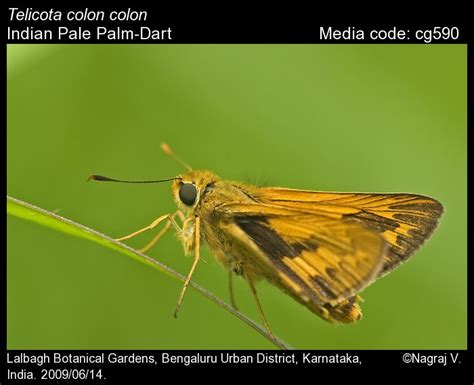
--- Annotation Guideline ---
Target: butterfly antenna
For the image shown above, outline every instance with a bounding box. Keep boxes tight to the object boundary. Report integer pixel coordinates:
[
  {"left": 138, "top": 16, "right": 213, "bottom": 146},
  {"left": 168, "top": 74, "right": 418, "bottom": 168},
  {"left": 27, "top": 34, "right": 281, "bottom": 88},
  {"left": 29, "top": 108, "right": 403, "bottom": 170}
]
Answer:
[
  {"left": 161, "top": 142, "right": 192, "bottom": 171},
  {"left": 87, "top": 175, "right": 178, "bottom": 183}
]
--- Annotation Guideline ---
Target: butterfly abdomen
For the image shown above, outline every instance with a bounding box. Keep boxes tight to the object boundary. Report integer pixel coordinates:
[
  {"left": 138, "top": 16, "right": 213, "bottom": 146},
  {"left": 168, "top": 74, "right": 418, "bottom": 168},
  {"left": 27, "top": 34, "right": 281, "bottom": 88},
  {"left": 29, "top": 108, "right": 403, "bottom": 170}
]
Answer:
[
  {"left": 323, "top": 295, "right": 363, "bottom": 323},
  {"left": 299, "top": 295, "right": 363, "bottom": 323}
]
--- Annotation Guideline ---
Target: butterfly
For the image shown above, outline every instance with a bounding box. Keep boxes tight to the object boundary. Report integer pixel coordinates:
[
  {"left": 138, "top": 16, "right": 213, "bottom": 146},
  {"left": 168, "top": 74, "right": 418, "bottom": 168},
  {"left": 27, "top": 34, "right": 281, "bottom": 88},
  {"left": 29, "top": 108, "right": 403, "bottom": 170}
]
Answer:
[{"left": 89, "top": 143, "right": 444, "bottom": 335}]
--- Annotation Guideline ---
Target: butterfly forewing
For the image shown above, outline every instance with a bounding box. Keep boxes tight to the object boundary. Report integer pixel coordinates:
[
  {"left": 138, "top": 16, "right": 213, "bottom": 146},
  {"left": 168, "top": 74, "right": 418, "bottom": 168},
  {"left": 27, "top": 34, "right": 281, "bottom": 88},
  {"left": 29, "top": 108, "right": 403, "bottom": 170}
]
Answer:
[{"left": 254, "top": 188, "right": 444, "bottom": 276}]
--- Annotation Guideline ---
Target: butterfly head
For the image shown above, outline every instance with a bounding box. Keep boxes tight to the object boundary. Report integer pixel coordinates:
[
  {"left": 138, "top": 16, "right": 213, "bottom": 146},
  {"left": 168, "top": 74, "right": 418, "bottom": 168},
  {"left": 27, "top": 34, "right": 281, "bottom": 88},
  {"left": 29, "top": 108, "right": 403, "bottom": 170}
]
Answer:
[{"left": 172, "top": 170, "right": 221, "bottom": 210}]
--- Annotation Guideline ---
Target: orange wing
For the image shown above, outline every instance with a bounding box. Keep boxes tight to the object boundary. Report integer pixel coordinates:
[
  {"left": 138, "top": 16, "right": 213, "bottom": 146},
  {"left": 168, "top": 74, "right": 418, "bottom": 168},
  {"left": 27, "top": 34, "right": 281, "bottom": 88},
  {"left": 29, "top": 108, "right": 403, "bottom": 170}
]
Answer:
[
  {"left": 215, "top": 203, "right": 386, "bottom": 308},
  {"left": 253, "top": 187, "right": 444, "bottom": 276}
]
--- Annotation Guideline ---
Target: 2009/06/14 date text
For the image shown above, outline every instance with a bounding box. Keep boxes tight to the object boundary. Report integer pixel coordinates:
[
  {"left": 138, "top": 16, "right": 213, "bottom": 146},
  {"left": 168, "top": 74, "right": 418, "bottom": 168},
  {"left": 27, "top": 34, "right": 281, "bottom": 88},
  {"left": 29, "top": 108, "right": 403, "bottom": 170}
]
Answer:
[{"left": 8, "top": 368, "right": 104, "bottom": 381}]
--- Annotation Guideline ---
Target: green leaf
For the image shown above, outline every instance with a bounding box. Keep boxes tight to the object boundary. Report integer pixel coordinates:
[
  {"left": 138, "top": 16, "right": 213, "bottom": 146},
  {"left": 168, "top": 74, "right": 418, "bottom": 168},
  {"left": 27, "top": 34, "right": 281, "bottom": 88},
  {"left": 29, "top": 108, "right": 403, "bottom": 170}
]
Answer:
[{"left": 7, "top": 195, "right": 291, "bottom": 350}]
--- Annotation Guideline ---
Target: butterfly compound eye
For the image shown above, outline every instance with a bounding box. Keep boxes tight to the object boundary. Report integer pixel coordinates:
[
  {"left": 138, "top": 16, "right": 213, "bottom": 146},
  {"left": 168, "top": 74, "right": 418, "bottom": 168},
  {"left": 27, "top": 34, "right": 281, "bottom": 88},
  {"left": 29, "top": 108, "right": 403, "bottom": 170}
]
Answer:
[{"left": 179, "top": 183, "right": 197, "bottom": 206}]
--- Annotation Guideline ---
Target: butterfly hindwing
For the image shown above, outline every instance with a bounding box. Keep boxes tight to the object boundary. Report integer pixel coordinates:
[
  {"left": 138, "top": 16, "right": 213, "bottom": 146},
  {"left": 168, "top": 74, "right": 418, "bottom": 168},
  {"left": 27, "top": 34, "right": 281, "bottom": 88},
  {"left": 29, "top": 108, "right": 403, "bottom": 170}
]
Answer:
[{"left": 215, "top": 203, "right": 386, "bottom": 307}]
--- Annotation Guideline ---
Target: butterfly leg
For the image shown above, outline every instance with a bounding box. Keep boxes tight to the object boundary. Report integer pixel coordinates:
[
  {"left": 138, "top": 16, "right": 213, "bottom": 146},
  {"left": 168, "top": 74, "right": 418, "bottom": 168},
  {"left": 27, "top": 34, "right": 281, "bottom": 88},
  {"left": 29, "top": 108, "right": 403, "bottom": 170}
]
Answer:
[
  {"left": 174, "top": 216, "right": 201, "bottom": 318},
  {"left": 115, "top": 214, "right": 170, "bottom": 242},
  {"left": 176, "top": 210, "right": 186, "bottom": 222},
  {"left": 244, "top": 268, "right": 275, "bottom": 338},
  {"left": 139, "top": 210, "right": 184, "bottom": 253},
  {"left": 228, "top": 270, "right": 239, "bottom": 310}
]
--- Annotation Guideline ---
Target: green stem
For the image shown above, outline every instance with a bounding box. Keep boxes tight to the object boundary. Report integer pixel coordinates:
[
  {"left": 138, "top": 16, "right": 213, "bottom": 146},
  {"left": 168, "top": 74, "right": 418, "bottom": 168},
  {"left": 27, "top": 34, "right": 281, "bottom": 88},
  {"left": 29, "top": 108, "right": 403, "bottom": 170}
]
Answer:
[{"left": 7, "top": 195, "right": 292, "bottom": 350}]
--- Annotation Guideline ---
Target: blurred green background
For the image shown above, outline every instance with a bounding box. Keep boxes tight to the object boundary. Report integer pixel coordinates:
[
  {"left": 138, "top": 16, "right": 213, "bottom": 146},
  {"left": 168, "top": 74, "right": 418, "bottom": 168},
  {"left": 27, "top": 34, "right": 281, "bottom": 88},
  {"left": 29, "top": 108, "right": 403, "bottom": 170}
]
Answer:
[{"left": 7, "top": 44, "right": 466, "bottom": 349}]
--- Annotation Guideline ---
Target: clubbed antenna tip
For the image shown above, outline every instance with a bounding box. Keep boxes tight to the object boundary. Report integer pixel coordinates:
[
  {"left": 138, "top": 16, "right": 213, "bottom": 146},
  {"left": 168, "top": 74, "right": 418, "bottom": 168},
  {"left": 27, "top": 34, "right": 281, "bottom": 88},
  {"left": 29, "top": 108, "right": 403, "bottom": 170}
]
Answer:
[{"left": 160, "top": 142, "right": 192, "bottom": 171}]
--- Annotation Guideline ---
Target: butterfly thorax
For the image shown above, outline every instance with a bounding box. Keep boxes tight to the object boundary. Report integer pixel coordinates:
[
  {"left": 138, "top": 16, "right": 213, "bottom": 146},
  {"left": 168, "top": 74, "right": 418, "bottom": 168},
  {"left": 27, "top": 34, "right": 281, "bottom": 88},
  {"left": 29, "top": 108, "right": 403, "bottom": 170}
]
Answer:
[{"left": 197, "top": 179, "right": 262, "bottom": 275}]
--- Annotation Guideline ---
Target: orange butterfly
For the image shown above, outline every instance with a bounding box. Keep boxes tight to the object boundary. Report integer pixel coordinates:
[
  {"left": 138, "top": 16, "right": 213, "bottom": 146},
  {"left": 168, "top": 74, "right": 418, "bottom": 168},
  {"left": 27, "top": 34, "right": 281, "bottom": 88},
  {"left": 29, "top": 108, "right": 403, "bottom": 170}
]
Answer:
[{"left": 89, "top": 143, "right": 443, "bottom": 336}]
